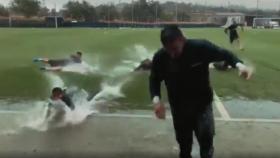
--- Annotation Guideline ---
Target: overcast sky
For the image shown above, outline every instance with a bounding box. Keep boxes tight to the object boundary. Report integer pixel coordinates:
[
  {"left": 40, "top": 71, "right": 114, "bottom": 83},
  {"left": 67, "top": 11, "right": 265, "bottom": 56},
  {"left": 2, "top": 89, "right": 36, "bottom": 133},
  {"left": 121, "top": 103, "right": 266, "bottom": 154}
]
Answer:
[{"left": 0, "top": 0, "right": 280, "bottom": 10}]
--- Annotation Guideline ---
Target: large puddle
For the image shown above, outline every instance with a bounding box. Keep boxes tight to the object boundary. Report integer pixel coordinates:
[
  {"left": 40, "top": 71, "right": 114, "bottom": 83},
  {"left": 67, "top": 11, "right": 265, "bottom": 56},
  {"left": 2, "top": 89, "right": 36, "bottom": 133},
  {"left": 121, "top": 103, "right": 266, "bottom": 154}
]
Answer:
[
  {"left": 223, "top": 98, "right": 280, "bottom": 119},
  {"left": 0, "top": 44, "right": 154, "bottom": 135}
]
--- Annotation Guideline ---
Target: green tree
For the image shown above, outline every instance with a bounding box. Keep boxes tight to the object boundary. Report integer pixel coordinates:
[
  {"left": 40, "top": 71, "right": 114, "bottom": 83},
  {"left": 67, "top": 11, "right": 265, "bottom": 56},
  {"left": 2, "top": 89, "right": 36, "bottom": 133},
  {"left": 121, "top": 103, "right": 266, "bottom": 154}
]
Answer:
[
  {"left": 121, "top": 3, "right": 133, "bottom": 21},
  {"left": 134, "top": 0, "right": 150, "bottom": 22},
  {"left": 38, "top": 6, "right": 49, "bottom": 17},
  {"left": 120, "top": 0, "right": 164, "bottom": 22},
  {"left": 10, "top": 0, "right": 41, "bottom": 17},
  {"left": 0, "top": 4, "right": 9, "bottom": 17},
  {"left": 63, "top": 1, "right": 97, "bottom": 22},
  {"left": 148, "top": 1, "right": 162, "bottom": 22},
  {"left": 177, "top": 3, "right": 192, "bottom": 22},
  {"left": 96, "top": 4, "right": 119, "bottom": 21}
]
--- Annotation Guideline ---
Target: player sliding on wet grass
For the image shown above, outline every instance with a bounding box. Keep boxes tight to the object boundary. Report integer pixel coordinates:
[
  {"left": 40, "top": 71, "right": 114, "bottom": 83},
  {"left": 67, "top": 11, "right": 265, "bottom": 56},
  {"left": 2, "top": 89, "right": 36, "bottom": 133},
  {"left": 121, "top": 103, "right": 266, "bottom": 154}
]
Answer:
[
  {"left": 149, "top": 25, "right": 252, "bottom": 158},
  {"left": 33, "top": 51, "right": 82, "bottom": 71},
  {"left": 45, "top": 86, "right": 98, "bottom": 124},
  {"left": 45, "top": 87, "right": 75, "bottom": 122}
]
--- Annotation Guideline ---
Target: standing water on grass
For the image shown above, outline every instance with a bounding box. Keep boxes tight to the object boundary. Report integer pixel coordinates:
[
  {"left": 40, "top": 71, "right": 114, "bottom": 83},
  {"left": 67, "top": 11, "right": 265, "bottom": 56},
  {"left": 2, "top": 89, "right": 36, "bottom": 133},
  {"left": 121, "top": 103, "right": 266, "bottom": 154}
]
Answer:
[
  {"left": 61, "top": 61, "right": 99, "bottom": 75},
  {"left": 0, "top": 68, "right": 127, "bottom": 135},
  {"left": 0, "top": 45, "right": 154, "bottom": 135}
]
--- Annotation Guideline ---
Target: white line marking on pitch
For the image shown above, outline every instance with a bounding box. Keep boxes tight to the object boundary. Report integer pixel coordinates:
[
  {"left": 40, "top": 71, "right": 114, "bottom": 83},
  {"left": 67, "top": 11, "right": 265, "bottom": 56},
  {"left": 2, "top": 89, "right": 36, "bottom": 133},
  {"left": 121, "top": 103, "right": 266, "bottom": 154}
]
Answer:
[
  {"left": 2, "top": 110, "right": 280, "bottom": 124},
  {"left": 215, "top": 118, "right": 280, "bottom": 123},
  {"left": 213, "top": 91, "right": 231, "bottom": 120},
  {"left": 0, "top": 111, "right": 27, "bottom": 114},
  {"left": 95, "top": 114, "right": 280, "bottom": 123}
]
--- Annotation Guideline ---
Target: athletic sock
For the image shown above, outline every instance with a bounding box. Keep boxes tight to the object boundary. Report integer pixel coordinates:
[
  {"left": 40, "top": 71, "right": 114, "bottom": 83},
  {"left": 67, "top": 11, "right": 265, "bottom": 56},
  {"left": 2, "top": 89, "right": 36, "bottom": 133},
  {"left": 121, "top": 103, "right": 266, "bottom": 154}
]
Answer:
[{"left": 33, "top": 58, "right": 44, "bottom": 62}]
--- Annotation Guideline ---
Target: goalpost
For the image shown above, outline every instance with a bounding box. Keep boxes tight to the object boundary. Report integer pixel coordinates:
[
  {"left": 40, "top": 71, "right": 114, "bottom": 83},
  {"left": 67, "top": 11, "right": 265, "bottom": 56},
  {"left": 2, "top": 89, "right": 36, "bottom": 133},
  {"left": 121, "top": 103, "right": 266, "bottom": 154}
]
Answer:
[{"left": 222, "top": 16, "right": 243, "bottom": 28}]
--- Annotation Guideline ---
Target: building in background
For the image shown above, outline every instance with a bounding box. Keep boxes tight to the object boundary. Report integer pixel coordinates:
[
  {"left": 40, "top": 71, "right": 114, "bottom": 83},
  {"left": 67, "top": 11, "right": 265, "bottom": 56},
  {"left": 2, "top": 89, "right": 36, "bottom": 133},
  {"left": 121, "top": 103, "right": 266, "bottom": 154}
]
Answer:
[
  {"left": 208, "top": 12, "right": 245, "bottom": 26},
  {"left": 253, "top": 17, "right": 280, "bottom": 28}
]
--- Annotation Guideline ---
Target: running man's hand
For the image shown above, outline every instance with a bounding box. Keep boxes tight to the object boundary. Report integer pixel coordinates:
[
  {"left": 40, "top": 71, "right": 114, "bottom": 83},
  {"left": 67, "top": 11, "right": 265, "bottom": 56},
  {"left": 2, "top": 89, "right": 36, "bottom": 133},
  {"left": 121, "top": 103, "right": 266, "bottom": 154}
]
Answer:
[
  {"left": 154, "top": 102, "right": 166, "bottom": 120},
  {"left": 239, "top": 69, "right": 252, "bottom": 80},
  {"left": 236, "top": 63, "right": 253, "bottom": 80}
]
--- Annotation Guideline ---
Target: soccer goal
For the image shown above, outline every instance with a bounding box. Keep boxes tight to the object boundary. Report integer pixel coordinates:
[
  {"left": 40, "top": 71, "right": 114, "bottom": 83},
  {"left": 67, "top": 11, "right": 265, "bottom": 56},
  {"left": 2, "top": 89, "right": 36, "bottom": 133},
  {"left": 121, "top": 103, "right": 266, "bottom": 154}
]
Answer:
[{"left": 222, "top": 16, "right": 243, "bottom": 28}]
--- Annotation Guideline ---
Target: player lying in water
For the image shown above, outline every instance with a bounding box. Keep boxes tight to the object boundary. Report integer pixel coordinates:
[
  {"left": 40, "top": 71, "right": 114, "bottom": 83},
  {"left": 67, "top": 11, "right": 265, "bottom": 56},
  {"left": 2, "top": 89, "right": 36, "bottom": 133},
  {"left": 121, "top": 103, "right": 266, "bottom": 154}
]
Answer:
[
  {"left": 45, "top": 87, "right": 75, "bottom": 122},
  {"left": 45, "top": 86, "right": 100, "bottom": 124},
  {"left": 33, "top": 51, "right": 82, "bottom": 71}
]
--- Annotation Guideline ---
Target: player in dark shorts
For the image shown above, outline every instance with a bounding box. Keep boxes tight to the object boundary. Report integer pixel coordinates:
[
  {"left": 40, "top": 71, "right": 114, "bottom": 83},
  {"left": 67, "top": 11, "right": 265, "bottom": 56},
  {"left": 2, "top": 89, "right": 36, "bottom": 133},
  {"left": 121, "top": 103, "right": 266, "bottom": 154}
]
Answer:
[
  {"left": 134, "top": 59, "right": 152, "bottom": 71},
  {"left": 33, "top": 52, "right": 82, "bottom": 70},
  {"left": 224, "top": 20, "right": 244, "bottom": 50}
]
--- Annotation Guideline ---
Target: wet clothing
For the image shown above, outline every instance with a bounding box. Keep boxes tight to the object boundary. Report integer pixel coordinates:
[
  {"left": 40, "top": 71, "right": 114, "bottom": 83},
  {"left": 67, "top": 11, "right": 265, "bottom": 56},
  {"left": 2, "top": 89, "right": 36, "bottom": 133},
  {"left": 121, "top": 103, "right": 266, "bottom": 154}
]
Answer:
[
  {"left": 50, "top": 94, "right": 75, "bottom": 110},
  {"left": 225, "top": 24, "right": 240, "bottom": 43},
  {"left": 149, "top": 39, "right": 242, "bottom": 158},
  {"left": 70, "top": 55, "right": 82, "bottom": 63},
  {"left": 48, "top": 55, "right": 82, "bottom": 67},
  {"left": 61, "top": 94, "right": 75, "bottom": 110},
  {"left": 48, "top": 59, "right": 70, "bottom": 67}
]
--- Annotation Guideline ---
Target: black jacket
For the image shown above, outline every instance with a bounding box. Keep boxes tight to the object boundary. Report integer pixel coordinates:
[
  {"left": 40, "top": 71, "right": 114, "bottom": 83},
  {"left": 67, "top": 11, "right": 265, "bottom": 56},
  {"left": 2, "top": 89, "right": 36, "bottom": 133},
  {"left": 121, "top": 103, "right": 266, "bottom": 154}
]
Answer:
[{"left": 149, "top": 39, "right": 242, "bottom": 110}]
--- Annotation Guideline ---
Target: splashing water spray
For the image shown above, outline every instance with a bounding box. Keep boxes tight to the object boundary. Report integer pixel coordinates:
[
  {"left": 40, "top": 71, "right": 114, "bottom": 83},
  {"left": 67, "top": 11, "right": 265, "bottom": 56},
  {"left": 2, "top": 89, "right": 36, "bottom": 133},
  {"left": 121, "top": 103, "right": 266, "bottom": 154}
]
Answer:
[{"left": 3, "top": 45, "right": 151, "bottom": 134}]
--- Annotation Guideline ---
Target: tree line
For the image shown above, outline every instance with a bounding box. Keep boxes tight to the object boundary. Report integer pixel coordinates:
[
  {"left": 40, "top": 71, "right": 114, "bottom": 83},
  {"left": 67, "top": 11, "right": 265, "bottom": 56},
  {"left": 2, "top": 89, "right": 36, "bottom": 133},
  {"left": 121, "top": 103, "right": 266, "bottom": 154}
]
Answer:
[{"left": 0, "top": 0, "right": 279, "bottom": 22}]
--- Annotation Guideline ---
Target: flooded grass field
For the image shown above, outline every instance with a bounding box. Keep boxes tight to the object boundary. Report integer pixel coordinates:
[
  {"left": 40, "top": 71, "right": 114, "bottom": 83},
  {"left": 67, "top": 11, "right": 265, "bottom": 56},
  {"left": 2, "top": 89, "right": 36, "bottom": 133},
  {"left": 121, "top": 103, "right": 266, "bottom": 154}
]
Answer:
[{"left": 0, "top": 28, "right": 280, "bottom": 157}]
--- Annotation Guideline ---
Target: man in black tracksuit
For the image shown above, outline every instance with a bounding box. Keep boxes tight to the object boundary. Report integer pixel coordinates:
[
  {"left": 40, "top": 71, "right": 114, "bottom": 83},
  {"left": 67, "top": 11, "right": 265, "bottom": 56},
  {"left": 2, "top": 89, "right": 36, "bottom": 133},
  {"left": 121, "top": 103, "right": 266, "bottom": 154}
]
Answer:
[{"left": 149, "top": 26, "right": 252, "bottom": 158}]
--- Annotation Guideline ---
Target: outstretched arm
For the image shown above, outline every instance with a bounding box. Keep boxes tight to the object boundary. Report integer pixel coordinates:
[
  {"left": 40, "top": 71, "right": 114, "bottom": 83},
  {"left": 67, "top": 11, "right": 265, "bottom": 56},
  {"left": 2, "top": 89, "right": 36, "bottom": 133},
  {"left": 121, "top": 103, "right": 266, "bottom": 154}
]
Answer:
[{"left": 202, "top": 40, "right": 252, "bottom": 80}]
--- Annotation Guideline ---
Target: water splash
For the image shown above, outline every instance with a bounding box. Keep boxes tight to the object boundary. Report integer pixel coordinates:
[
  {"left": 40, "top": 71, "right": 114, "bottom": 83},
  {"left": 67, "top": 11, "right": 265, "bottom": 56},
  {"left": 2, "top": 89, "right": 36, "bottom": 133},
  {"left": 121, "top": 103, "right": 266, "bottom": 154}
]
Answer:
[
  {"left": 0, "top": 100, "right": 49, "bottom": 134},
  {"left": 61, "top": 61, "right": 98, "bottom": 75},
  {"left": 128, "top": 44, "right": 154, "bottom": 61},
  {"left": 45, "top": 72, "right": 65, "bottom": 88},
  {"left": 0, "top": 70, "right": 129, "bottom": 134},
  {"left": 2, "top": 45, "right": 153, "bottom": 134},
  {"left": 108, "top": 44, "right": 154, "bottom": 78}
]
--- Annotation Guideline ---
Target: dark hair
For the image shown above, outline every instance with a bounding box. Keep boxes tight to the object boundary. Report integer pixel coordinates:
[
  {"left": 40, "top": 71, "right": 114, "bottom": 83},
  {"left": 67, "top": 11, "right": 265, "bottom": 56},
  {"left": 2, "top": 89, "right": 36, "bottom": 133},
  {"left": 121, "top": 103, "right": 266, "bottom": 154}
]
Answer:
[
  {"left": 77, "top": 51, "right": 82, "bottom": 56},
  {"left": 161, "top": 25, "right": 184, "bottom": 46},
  {"left": 52, "top": 87, "right": 63, "bottom": 94}
]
